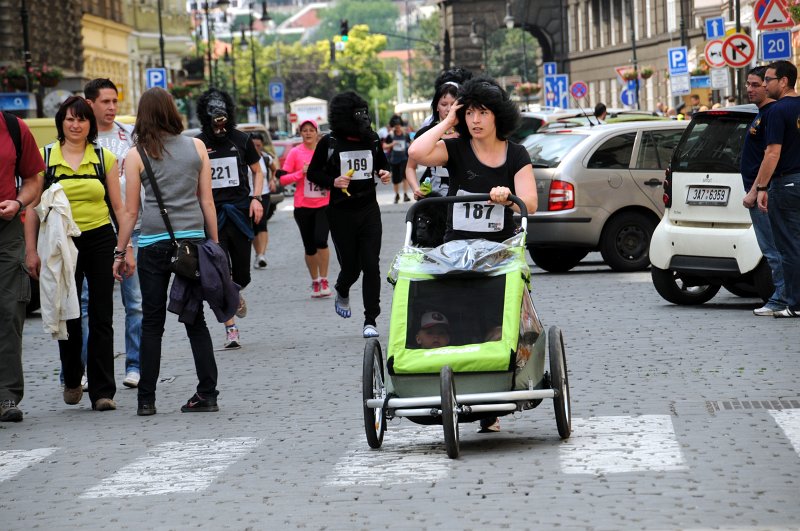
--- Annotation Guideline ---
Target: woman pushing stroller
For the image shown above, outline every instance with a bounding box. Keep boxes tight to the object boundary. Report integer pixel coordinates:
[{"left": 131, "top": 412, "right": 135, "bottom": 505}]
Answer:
[
  {"left": 408, "top": 76, "right": 538, "bottom": 243},
  {"left": 408, "top": 76, "right": 539, "bottom": 431}
]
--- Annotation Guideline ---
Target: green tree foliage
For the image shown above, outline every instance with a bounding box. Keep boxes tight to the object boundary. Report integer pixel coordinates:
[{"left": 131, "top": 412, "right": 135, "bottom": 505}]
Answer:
[
  {"left": 317, "top": 0, "right": 399, "bottom": 45},
  {"left": 409, "top": 9, "right": 443, "bottom": 101},
  {"left": 215, "top": 23, "right": 391, "bottom": 111},
  {"left": 487, "top": 27, "right": 540, "bottom": 83}
]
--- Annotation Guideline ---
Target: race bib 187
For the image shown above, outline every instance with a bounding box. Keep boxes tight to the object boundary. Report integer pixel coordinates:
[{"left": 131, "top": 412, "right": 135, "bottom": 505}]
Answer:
[
  {"left": 210, "top": 157, "right": 240, "bottom": 189},
  {"left": 339, "top": 150, "right": 374, "bottom": 180},
  {"left": 451, "top": 189, "right": 505, "bottom": 232}
]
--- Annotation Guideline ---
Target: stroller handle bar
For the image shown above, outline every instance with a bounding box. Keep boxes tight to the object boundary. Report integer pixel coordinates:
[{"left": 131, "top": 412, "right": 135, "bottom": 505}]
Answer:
[{"left": 403, "top": 193, "right": 528, "bottom": 248}]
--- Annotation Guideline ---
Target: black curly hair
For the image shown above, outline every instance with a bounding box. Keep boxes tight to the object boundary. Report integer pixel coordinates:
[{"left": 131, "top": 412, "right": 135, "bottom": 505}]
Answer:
[
  {"left": 454, "top": 76, "right": 520, "bottom": 141},
  {"left": 197, "top": 88, "right": 237, "bottom": 138}
]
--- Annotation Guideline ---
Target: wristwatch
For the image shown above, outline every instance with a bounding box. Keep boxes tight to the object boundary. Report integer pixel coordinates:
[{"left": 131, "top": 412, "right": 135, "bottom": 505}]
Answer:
[{"left": 251, "top": 195, "right": 262, "bottom": 201}]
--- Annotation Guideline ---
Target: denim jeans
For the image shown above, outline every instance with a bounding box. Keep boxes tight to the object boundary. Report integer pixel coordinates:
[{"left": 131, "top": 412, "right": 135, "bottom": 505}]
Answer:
[
  {"left": 748, "top": 206, "right": 786, "bottom": 308},
  {"left": 137, "top": 240, "right": 218, "bottom": 405},
  {"left": 768, "top": 173, "right": 800, "bottom": 311},
  {"left": 119, "top": 230, "right": 142, "bottom": 372}
]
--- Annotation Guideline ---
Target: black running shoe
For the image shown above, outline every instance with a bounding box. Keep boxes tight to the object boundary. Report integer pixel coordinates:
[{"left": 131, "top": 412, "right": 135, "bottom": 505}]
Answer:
[{"left": 180, "top": 393, "right": 219, "bottom": 413}]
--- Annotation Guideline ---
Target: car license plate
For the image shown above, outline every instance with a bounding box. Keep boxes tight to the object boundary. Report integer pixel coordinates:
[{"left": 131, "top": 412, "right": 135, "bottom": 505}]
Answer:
[{"left": 686, "top": 186, "right": 730, "bottom": 206}]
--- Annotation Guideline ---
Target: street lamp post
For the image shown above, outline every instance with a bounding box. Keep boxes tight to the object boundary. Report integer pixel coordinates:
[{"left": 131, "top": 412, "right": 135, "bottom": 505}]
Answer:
[
  {"left": 204, "top": 2, "right": 214, "bottom": 86},
  {"left": 503, "top": 0, "right": 529, "bottom": 83},
  {"left": 20, "top": 0, "right": 33, "bottom": 94},
  {"left": 157, "top": 0, "right": 165, "bottom": 68},
  {"left": 469, "top": 19, "right": 488, "bottom": 75},
  {"left": 627, "top": 0, "right": 640, "bottom": 110}
]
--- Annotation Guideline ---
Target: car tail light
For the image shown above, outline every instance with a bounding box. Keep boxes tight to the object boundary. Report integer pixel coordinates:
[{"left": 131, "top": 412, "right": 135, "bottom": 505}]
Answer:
[
  {"left": 548, "top": 180, "right": 575, "bottom": 211},
  {"left": 663, "top": 166, "right": 672, "bottom": 208}
]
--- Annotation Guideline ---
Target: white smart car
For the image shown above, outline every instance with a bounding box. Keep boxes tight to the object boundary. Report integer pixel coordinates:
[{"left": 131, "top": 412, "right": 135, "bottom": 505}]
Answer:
[{"left": 649, "top": 105, "right": 774, "bottom": 304}]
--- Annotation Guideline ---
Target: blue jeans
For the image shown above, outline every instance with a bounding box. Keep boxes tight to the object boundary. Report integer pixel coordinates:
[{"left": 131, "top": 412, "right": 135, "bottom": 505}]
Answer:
[
  {"left": 768, "top": 174, "right": 800, "bottom": 311},
  {"left": 137, "top": 240, "right": 218, "bottom": 404},
  {"left": 749, "top": 206, "right": 786, "bottom": 309},
  {"left": 119, "top": 231, "right": 142, "bottom": 372}
]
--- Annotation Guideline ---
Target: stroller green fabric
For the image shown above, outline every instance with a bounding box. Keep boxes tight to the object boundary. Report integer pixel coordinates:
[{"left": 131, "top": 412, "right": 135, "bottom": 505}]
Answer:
[{"left": 387, "top": 236, "right": 530, "bottom": 375}]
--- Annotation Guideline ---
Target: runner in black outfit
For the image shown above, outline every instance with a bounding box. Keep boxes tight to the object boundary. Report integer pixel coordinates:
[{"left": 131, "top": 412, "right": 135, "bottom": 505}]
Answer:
[
  {"left": 306, "top": 91, "right": 391, "bottom": 339},
  {"left": 196, "top": 89, "right": 264, "bottom": 349}
]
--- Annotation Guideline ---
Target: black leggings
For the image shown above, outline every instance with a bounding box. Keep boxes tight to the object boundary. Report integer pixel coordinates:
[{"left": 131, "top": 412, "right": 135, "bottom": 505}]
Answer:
[
  {"left": 293, "top": 206, "right": 329, "bottom": 256},
  {"left": 327, "top": 202, "right": 382, "bottom": 325}
]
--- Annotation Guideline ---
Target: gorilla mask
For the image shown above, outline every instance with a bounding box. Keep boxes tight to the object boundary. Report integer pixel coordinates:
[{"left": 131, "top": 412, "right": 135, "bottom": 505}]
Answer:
[
  {"left": 207, "top": 93, "right": 229, "bottom": 137},
  {"left": 353, "top": 107, "right": 372, "bottom": 137},
  {"left": 197, "top": 88, "right": 237, "bottom": 140}
]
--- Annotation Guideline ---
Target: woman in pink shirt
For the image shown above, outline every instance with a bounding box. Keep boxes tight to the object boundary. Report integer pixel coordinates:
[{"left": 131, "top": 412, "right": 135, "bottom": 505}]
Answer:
[{"left": 280, "top": 119, "right": 332, "bottom": 297}]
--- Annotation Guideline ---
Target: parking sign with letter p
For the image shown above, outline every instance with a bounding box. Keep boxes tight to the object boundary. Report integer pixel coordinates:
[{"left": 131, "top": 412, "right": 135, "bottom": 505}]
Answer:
[{"left": 145, "top": 68, "right": 167, "bottom": 89}]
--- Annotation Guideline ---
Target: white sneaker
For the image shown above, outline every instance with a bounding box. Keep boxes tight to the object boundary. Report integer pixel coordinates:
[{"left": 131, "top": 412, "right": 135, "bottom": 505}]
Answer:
[
  {"left": 753, "top": 305, "right": 779, "bottom": 316},
  {"left": 254, "top": 255, "right": 267, "bottom": 269},
  {"left": 123, "top": 371, "right": 140, "bottom": 388},
  {"left": 81, "top": 374, "right": 88, "bottom": 391},
  {"left": 224, "top": 326, "right": 241, "bottom": 349}
]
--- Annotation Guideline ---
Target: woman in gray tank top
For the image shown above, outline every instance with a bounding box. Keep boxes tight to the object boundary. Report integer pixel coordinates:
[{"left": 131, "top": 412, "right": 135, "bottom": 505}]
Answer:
[{"left": 112, "top": 87, "right": 220, "bottom": 417}]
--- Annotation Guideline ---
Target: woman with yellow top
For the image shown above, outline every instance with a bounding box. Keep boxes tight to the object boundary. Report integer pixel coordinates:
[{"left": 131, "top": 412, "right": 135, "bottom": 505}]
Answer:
[{"left": 25, "top": 96, "right": 124, "bottom": 412}]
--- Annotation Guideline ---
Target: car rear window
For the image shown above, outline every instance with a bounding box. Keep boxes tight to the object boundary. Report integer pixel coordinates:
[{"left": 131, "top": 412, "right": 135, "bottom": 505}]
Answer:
[
  {"left": 523, "top": 133, "right": 588, "bottom": 168},
  {"left": 672, "top": 113, "right": 752, "bottom": 172}
]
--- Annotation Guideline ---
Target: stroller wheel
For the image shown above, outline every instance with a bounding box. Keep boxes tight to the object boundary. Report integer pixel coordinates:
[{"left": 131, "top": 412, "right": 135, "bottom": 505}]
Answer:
[
  {"left": 440, "top": 366, "right": 460, "bottom": 459},
  {"left": 548, "top": 326, "right": 572, "bottom": 439},
  {"left": 362, "top": 339, "right": 386, "bottom": 448}
]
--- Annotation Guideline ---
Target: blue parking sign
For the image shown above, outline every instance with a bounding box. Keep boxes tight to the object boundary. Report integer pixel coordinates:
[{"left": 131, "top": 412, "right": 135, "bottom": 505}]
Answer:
[
  {"left": 268, "top": 81, "right": 285, "bottom": 103},
  {"left": 145, "top": 68, "right": 167, "bottom": 89},
  {"left": 761, "top": 31, "right": 792, "bottom": 61},
  {"left": 667, "top": 47, "right": 688, "bottom": 75}
]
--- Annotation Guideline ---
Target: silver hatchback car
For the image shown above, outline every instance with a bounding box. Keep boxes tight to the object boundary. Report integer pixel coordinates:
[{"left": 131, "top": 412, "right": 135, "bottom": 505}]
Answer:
[{"left": 523, "top": 120, "right": 689, "bottom": 272}]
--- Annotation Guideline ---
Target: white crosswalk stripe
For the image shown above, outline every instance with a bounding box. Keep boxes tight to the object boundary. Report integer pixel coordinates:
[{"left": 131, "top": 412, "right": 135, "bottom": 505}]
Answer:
[
  {"left": 80, "top": 437, "right": 262, "bottom": 498},
  {"left": 768, "top": 409, "right": 800, "bottom": 456},
  {"left": 0, "top": 448, "right": 59, "bottom": 483},
  {"left": 326, "top": 426, "right": 450, "bottom": 486},
  {"left": 559, "top": 415, "right": 687, "bottom": 474}
]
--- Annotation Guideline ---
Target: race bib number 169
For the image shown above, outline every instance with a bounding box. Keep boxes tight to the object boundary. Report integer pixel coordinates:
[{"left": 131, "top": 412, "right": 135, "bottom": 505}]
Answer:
[{"left": 339, "top": 150, "right": 374, "bottom": 180}]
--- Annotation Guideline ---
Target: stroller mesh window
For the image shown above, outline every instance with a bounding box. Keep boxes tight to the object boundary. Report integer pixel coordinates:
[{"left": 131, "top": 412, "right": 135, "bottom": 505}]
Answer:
[{"left": 406, "top": 276, "right": 506, "bottom": 349}]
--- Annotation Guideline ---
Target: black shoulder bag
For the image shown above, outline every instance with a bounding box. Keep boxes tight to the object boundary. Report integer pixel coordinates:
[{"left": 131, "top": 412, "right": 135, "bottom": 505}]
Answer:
[{"left": 137, "top": 146, "right": 200, "bottom": 280}]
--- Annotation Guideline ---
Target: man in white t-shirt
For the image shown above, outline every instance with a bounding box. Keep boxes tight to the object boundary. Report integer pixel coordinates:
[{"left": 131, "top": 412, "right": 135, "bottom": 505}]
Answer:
[{"left": 85, "top": 78, "right": 141, "bottom": 388}]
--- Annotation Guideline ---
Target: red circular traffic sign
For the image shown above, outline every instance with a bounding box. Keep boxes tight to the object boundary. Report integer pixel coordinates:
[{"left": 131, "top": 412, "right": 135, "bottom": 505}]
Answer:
[
  {"left": 704, "top": 39, "right": 726, "bottom": 69},
  {"left": 570, "top": 81, "right": 588, "bottom": 100},
  {"left": 288, "top": 112, "right": 298, "bottom": 122},
  {"left": 722, "top": 33, "right": 755, "bottom": 68}
]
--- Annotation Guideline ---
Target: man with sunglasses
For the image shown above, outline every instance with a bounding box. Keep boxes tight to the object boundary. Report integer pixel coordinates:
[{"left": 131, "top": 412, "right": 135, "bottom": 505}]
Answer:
[
  {"left": 740, "top": 67, "right": 785, "bottom": 317},
  {"left": 751, "top": 60, "right": 800, "bottom": 318}
]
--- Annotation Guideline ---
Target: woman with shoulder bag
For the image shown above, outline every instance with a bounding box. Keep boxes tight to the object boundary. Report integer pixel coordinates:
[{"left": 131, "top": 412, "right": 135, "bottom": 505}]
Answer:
[{"left": 113, "top": 87, "right": 220, "bottom": 417}]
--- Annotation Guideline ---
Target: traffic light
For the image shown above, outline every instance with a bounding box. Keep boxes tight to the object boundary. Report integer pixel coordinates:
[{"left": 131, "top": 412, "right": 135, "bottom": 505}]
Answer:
[{"left": 340, "top": 19, "right": 349, "bottom": 41}]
